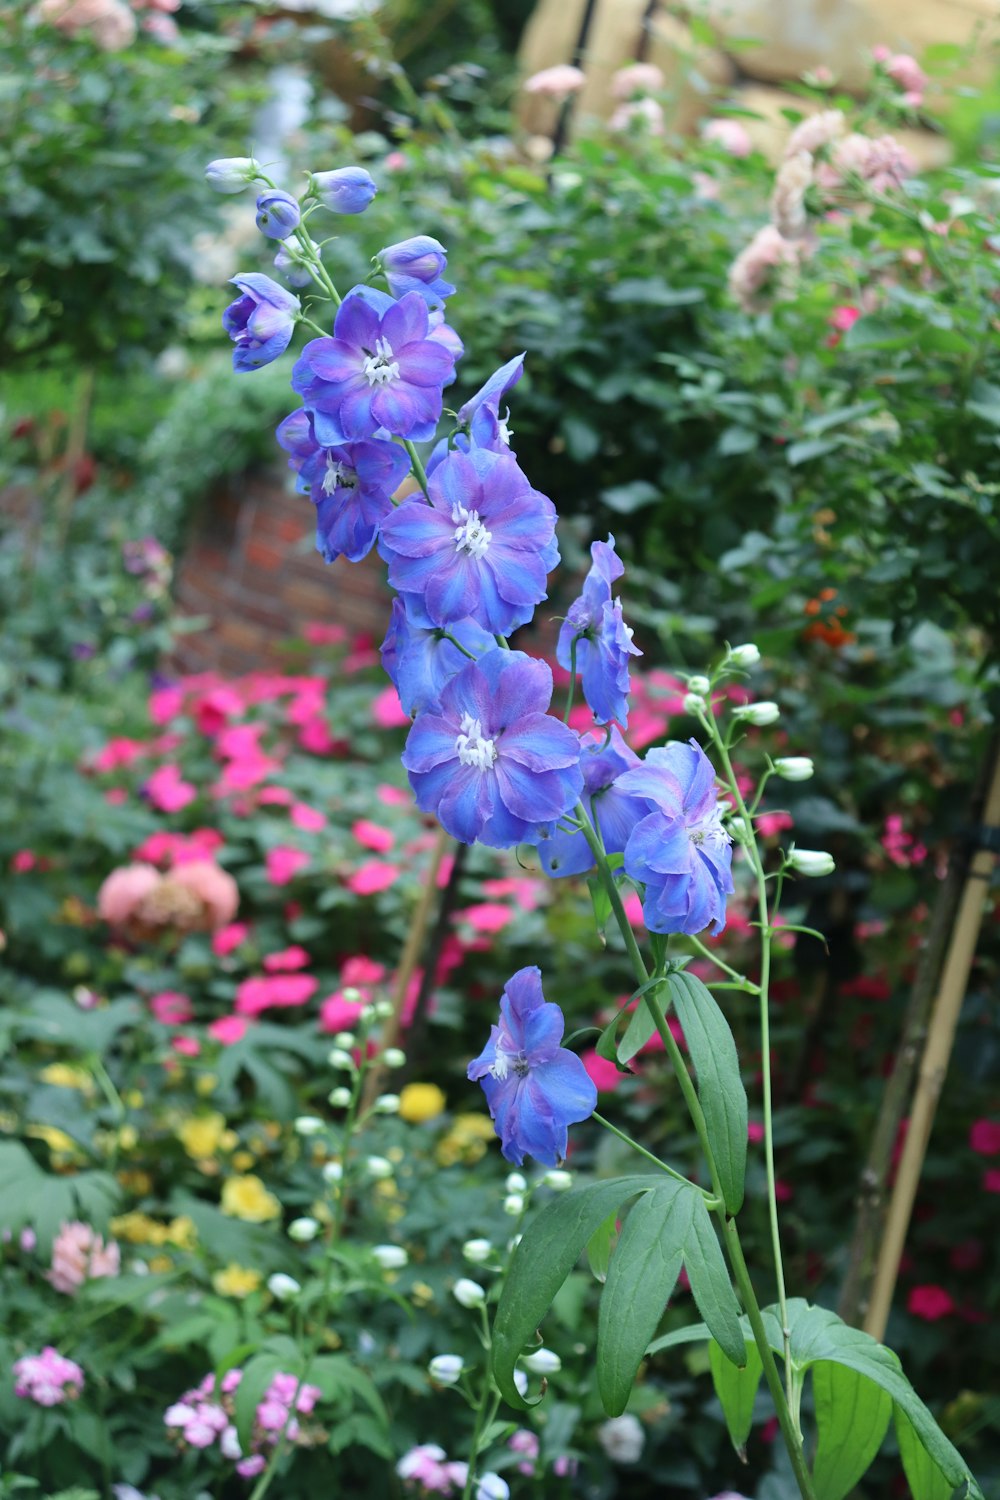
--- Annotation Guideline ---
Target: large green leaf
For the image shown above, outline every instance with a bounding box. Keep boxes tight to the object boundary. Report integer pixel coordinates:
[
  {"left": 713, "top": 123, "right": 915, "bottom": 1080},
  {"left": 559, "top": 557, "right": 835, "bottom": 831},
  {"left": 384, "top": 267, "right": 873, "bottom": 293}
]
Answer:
[
  {"left": 710, "top": 1336, "right": 762, "bottom": 1454},
  {"left": 596, "top": 1182, "right": 690, "bottom": 1415},
  {"left": 668, "top": 972, "right": 747, "bottom": 1213},
  {"left": 491, "top": 1176, "right": 656, "bottom": 1408},
  {"left": 812, "top": 1360, "right": 892, "bottom": 1500},
  {"left": 646, "top": 1322, "right": 710, "bottom": 1357},
  {"left": 0, "top": 1141, "right": 119, "bottom": 1251},
  {"left": 896, "top": 1407, "right": 958, "bottom": 1500},
  {"left": 683, "top": 1195, "right": 746, "bottom": 1367}
]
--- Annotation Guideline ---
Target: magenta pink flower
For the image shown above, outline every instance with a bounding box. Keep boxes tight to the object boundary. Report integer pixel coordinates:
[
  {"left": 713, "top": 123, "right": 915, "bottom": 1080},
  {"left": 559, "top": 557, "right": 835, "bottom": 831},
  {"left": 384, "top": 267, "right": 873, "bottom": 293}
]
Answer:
[
  {"left": 971, "top": 1120, "right": 1000, "bottom": 1155},
  {"left": 150, "top": 990, "right": 193, "bottom": 1025},
  {"left": 371, "top": 684, "right": 410, "bottom": 728},
  {"left": 266, "top": 846, "right": 310, "bottom": 885},
  {"left": 984, "top": 1169, "right": 1000, "bottom": 1193},
  {"left": 456, "top": 902, "right": 512, "bottom": 934},
  {"left": 342, "top": 955, "right": 386, "bottom": 986},
  {"left": 262, "top": 946, "right": 311, "bottom": 973},
  {"left": 235, "top": 973, "right": 318, "bottom": 1017},
  {"left": 581, "top": 1048, "right": 624, "bottom": 1094},
  {"left": 291, "top": 802, "right": 326, "bottom": 831},
  {"left": 172, "top": 1035, "right": 201, "bottom": 1057},
  {"left": 378, "top": 783, "right": 410, "bottom": 807},
  {"left": 907, "top": 1284, "right": 955, "bottom": 1321},
  {"left": 209, "top": 1015, "right": 249, "bottom": 1045},
  {"left": 48, "top": 1222, "right": 121, "bottom": 1294},
  {"left": 346, "top": 861, "right": 400, "bottom": 895},
  {"left": 352, "top": 819, "right": 395, "bottom": 853},
  {"left": 318, "top": 991, "right": 367, "bottom": 1034},
  {"left": 144, "top": 764, "right": 198, "bottom": 812},
  {"left": 92, "top": 736, "right": 148, "bottom": 772},
  {"left": 213, "top": 921, "right": 251, "bottom": 957},
  {"left": 14, "top": 1347, "right": 84, "bottom": 1406},
  {"left": 149, "top": 685, "right": 185, "bottom": 724}
]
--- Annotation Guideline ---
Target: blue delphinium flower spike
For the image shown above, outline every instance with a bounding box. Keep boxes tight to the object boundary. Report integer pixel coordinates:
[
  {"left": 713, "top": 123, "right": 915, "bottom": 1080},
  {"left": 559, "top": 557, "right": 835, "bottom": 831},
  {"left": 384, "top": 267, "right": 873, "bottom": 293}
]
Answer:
[
  {"left": 223, "top": 274, "right": 300, "bottom": 372},
  {"left": 538, "top": 727, "right": 647, "bottom": 878},
  {"left": 557, "top": 535, "right": 642, "bottom": 727}
]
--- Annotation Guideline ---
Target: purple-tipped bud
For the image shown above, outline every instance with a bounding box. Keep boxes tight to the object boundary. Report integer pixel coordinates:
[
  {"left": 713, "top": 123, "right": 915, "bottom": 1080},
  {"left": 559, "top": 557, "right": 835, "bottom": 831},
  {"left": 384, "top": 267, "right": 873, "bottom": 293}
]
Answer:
[
  {"left": 255, "top": 189, "right": 301, "bottom": 241},
  {"left": 311, "top": 166, "right": 378, "bottom": 215},
  {"left": 205, "top": 157, "right": 260, "bottom": 194},
  {"left": 377, "top": 236, "right": 455, "bottom": 307},
  {"left": 273, "top": 245, "right": 313, "bottom": 289}
]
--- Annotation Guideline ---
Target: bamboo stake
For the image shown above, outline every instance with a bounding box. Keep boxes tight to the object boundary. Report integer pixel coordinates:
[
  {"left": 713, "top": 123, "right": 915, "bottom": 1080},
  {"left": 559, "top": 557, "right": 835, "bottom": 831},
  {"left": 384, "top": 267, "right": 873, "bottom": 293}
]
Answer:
[{"left": 864, "top": 746, "right": 1000, "bottom": 1341}]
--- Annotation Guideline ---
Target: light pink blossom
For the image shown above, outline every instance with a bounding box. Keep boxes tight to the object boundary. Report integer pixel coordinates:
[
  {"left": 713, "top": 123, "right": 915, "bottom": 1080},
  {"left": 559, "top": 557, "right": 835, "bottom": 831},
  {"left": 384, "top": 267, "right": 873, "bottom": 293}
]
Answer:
[
  {"left": 266, "top": 846, "right": 310, "bottom": 886},
  {"left": 97, "top": 863, "right": 161, "bottom": 926},
  {"left": 785, "top": 109, "right": 844, "bottom": 159},
  {"left": 48, "top": 1222, "right": 121, "bottom": 1295},
  {"left": 702, "top": 118, "right": 752, "bottom": 158},
  {"left": 522, "top": 64, "right": 585, "bottom": 98},
  {"left": 611, "top": 62, "right": 664, "bottom": 99},
  {"left": 170, "top": 860, "right": 239, "bottom": 928},
  {"left": 609, "top": 97, "right": 664, "bottom": 135},
  {"left": 728, "top": 225, "right": 799, "bottom": 310},
  {"left": 14, "top": 1347, "right": 85, "bottom": 1406}
]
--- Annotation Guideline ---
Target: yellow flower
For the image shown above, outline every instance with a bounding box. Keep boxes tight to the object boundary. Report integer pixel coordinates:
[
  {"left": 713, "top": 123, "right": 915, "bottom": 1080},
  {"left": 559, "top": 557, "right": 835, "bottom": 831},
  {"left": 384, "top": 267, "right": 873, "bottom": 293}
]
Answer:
[
  {"left": 39, "top": 1063, "right": 93, "bottom": 1094},
  {"left": 196, "top": 1073, "right": 218, "bottom": 1097},
  {"left": 220, "top": 1130, "right": 239, "bottom": 1153},
  {"left": 412, "top": 1281, "right": 434, "bottom": 1307},
  {"left": 111, "top": 1212, "right": 169, "bottom": 1246},
  {"left": 167, "top": 1215, "right": 198, "bottom": 1250},
  {"left": 178, "top": 1112, "right": 228, "bottom": 1160},
  {"left": 124, "top": 1089, "right": 144, "bottom": 1109},
  {"left": 232, "top": 1150, "right": 256, "bottom": 1172},
  {"left": 399, "top": 1083, "right": 446, "bottom": 1124},
  {"left": 220, "top": 1174, "right": 281, "bottom": 1223},
  {"left": 26, "top": 1123, "right": 83, "bottom": 1161},
  {"left": 435, "top": 1112, "right": 495, "bottom": 1166},
  {"left": 149, "top": 1254, "right": 173, "bottom": 1275},
  {"left": 117, "top": 1169, "right": 154, "bottom": 1196},
  {"left": 213, "top": 1263, "right": 262, "bottom": 1298},
  {"left": 117, "top": 1125, "right": 138, "bottom": 1152}
]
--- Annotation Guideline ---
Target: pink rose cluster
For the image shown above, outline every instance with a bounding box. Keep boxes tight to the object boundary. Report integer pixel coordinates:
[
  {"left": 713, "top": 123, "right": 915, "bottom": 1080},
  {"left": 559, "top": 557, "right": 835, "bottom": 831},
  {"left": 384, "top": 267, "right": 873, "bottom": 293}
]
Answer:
[
  {"left": 34, "top": 0, "right": 182, "bottom": 49},
  {"left": 165, "top": 1368, "right": 323, "bottom": 1478},
  {"left": 396, "top": 1445, "right": 469, "bottom": 1494},
  {"left": 14, "top": 1347, "right": 85, "bottom": 1406},
  {"left": 97, "top": 857, "right": 238, "bottom": 938},
  {"left": 48, "top": 1220, "right": 121, "bottom": 1294}
]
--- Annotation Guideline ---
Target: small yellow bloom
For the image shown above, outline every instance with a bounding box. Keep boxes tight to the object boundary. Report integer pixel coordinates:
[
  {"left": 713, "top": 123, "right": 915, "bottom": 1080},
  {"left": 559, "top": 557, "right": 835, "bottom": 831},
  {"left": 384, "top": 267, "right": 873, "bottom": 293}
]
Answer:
[
  {"left": 196, "top": 1073, "right": 218, "bottom": 1097},
  {"left": 220, "top": 1129, "right": 239, "bottom": 1153},
  {"left": 26, "top": 1124, "right": 82, "bottom": 1161},
  {"left": 111, "top": 1212, "right": 165, "bottom": 1245},
  {"left": 220, "top": 1174, "right": 281, "bottom": 1223},
  {"left": 435, "top": 1111, "right": 495, "bottom": 1166},
  {"left": 117, "top": 1169, "right": 154, "bottom": 1196},
  {"left": 178, "top": 1113, "right": 227, "bottom": 1159},
  {"left": 124, "top": 1089, "right": 144, "bottom": 1109},
  {"left": 117, "top": 1125, "right": 138, "bottom": 1152},
  {"left": 149, "top": 1254, "right": 173, "bottom": 1274},
  {"left": 213, "top": 1263, "right": 262, "bottom": 1298},
  {"left": 412, "top": 1281, "right": 434, "bottom": 1307},
  {"left": 167, "top": 1215, "right": 198, "bottom": 1250},
  {"left": 39, "top": 1063, "right": 93, "bottom": 1094},
  {"left": 232, "top": 1150, "right": 256, "bottom": 1172},
  {"left": 399, "top": 1083, "right": 447, "bottom": 1124}
]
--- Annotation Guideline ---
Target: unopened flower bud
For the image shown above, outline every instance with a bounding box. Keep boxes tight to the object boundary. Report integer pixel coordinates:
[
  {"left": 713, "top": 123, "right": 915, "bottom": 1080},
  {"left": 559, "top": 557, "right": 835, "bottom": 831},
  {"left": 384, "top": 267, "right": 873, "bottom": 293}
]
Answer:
[
  {"left": 374, "top": 1093, "right": 400, "bottom": 1114},
  {"left": 267, "top": 1272, "right": 301, "bottom": 1301},
  {"left": 205, "top": 156, "right": 260, "bottom": 194},
  {"left": 513, "top": 1369, "right": 528, "bottom": 1396},
  {"left": 342, "top": 986, "right": 363, "bottom": 1003},
  {"left": 336, "top": 1032, "right": 357, "bottom": 1049},
  {"left": 505, "top": 1172, "right": 527, "bottom": 1194},
  {"left": 462, "top": 1238, "right": 493, "bottom": 1263},
  {"left": 734, "top": 700, "right": 780, "bottom": 726},
  {"left": 504, "top": 1194, "right": 525, "bottom": 1216},
  {"left": 383, "top": 1047, "right": 406, "bottom": 1068},
  {"left": 321, "top": 1160, "right": 344, "bottom": 1182},
  {"left": 294, "top": 1115, "right": 324, "bottom": 1136},
  {"left": 683, "top": 692, "right": 706, "bottom": 715},
  {"left": 453, "top": 1278, "right": 486, "bottom": 1308},
  {"left": 327, "top": 1048, "right": 355, "bottom": 1070},
  {"left": 544, "top": 1169, "right": 573, "bottom": 1191},
  {"left": 788, "top": 848, "right": 835, "bottom": 877},
  {"left": 310, "top": 166, "right": 377, "bottom": 215},
  {"left": 374, "top": 999, "right": 395, "bottom": 1020},
  {"left": 255, "top": 189, "right": 301, "bottom": 241},
  {"left": 727, "top": 643, "right": 761, "bottom": 668},
  {"left": 288, "top": 1216, "right": 319, "bottom": 1242},
  {"left": 687, "top": 675, "right": 710, "bottom": 694},
  {"left": 273, "top": 244, "right": 313, "bottom": 288},
  {"left": 327, "top": 1087, "right": 352, "bottom": 1108},
  {"left": 521, "top": 1348, "right": 561, "bottom": 1374},
  {"left": 365, "top": 1155, "right": 393, "bottom": 1179},
  {"left": 476, "top": 1475, "right": 509, "bottom": 1500},
  {"left": 372, "top": 1244, "right": 408, "bottom": 1270},
  {"left": 428, "top": 1353, "right": 464, "bottom": 1385},
  {"left": 773, "top": 756, "right": 814, "bottom": 782}
]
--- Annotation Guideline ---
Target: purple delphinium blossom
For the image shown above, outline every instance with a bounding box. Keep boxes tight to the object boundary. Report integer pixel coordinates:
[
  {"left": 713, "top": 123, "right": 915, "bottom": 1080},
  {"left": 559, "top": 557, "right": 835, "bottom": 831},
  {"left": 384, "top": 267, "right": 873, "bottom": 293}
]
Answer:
[
  {"left": 457, "top": 352, "right": 525, "bottom": 430},
  {"left": 468, "top": 966, "right": 597, "bottom": 1165},
  {"left": 255, "top": 189, "right": 301, "bottom": 240},
  {"left": 379, "top": 447, "right": 559, "bottom": 635},
  {"left": 291, "top": 288, "right": 455, "bottom": 444},
  {"left": 557, "top": 535, "right": 642, "bottom": 727},
  {"left": 311, "top": 167, "right": 377, "bottom": 215},
  {"left": 272, "top": 244, "right": 313, "bottom": 289},
  {"left": 426, "top": 353, "right": 525, "bottom": 477},
  {"left": 223, "top": 274, "right": 300, "bottom": 372},
  {"left": 401, "top": 650, "right": 583, "bottom": 849},
  {"left": 275, "top": 411, "right": 409, "bottom": 562},
  {"left": 619, "top": 739, "right": 734, "bottom": 935},
  {"left": 378, "top": 236, "right": 455, "bottom": 308},
  {"left": 381, "top": 598, "right": 495, "bottom": 717},
  {"left": 538, "top": 727, "right": 647, "bottom": 878}
]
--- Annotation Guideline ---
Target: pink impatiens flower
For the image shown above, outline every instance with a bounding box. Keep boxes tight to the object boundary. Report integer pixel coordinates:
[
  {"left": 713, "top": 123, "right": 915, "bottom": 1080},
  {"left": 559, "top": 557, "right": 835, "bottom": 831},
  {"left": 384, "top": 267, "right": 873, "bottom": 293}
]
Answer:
[
  {"left": 970, "top": 1119, "right": 1000, "bottom": 1155},
  {"left": 262, "top": 946, "right": 311, "bottom": 973},
  {"left": 346, "top": 861, "right": 400, "bottom": 895},
  {"left": 907, "top": 1284, "right": 955, "bottom": 1321},
  {"left": 14, "top": 1347, "right": 84, "bottom": 1406},
  {"left": 149, "top": 990, "right": 193, "bottom": 1025},
  {"left": 208, "top": 1015, "right": 249, "bottom": 1045},
  {"left": 144, "top": 764, "right": 197, "bottom": 812},
  {"left": 266, "top": 846, "right": 310, "bottom": 885},
  {"left": 235, "top": 973, "right": 318, "bottom": 1017},
  {"left": 213, "top": 921, "right": 251, "bottom": 956},
  {"left": 352, "top": 819, "right": 395, "bottom": 853}
]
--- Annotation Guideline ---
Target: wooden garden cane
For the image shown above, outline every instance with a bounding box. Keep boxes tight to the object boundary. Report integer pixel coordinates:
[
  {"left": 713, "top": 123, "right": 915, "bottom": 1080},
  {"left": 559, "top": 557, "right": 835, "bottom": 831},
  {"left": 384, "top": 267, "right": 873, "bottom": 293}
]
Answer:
[{"left": 863, "top": 747, "right": 1000, "bottom": 1342}]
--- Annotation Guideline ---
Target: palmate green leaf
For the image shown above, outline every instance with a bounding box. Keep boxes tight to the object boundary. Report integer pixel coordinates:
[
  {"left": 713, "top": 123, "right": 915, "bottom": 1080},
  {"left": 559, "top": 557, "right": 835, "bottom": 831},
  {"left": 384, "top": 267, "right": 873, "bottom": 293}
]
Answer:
[
  {"left": 596, "top": 1183, "right": 690, "bottom": 1415},
  {"left": 0, "top": 1141, "right": 120, "bottom": 1251},
  {"left": 667, "top": 972, "right": 747, "bottom": 1213},
  {"left": 491, "top": 1176, "right": 657, "bottom": 1409},
  {"left": 710, "top": 1336, "right": 762, "bottom": 1454},
  {"left": 812, "top": 1361, "right": 892, "bottom": 1500},
  {"left": 683, "top": 1196, "right": 746, "bottom": 1367}
]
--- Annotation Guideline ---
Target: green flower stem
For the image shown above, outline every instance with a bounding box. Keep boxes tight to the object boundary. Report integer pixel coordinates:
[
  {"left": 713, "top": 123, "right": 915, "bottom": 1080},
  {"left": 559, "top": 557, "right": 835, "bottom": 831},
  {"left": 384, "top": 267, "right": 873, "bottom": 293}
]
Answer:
[
  {"left": 593, "top": 1111, "right": 716, "bottom": 1201},
  {"left": 441, "top": 631, "right": 479, "bottom": 661},
  {"left": 293, "top": 227, "right": 342, "bottom": 308},
  {"left": 578, "top": 808, "right": 816, "bottom": 1499},
  {"left": 699, "top": 709, "right": 794, "bottom": 1410},
  {"left": 687, "top": 935, "right": 760, "bottom": 993},
  {"left": 563, "top": 635, "right": 579, "bottom": 724},
  {"left": 299, "top": 315, "right": 328, "bottom": 338},
  {"left": 461, "top": 1384, "right": 502, "bottom": 1500},
  {"left": 403, "top": 439, "right": 430, "bottom": 497}
]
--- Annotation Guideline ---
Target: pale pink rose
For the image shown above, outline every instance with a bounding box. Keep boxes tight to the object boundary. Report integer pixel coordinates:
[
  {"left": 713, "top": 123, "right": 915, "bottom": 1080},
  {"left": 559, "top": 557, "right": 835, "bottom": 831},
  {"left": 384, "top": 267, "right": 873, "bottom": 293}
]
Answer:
[
  {"left": 149, "top": 990, "right": 193, "bottom": 1024},
  {"left": 212, "top": 921, "right": 250, "bottom": 956},
  {"left": 702, "top": 118, "right": 752, "bottom": 158},
  {"left": 38, "top": 0, "right": 136, "bottom": 48},
  {"left": 885, "top": 53, "right": 927, "bottom": 99},
  {"left": 826, "top": 132, "right": 914, "bottom": 193},
  {"left": 770, "top": 150, "right": 813, "bottom": 238},
  {"left": 872, "top": 43, "right": 891, "bottom": 63},
  {"left": 785, "top": 109, "right": 844, "bottom": 159},
  {"left": 97, "top": 863, "right": 162, "bottom": 926},
  {"left": 728, "top": 224, "right": 799, "bottom": 310},
  {"left": 142, "top": 11, "right": 179, "bottom": 40},
  {"left": 352, "top": 819, "right": 395, "bottom": 853},
  {"left": 522, "top": 64, "right": 585, "bottom": 98},
  {"left": 14, "top": 1347, "right": 84, "bottom": 1406},
  {"left": 208, "top": 1015, "right": 249, "bottom": 1045},
  {"left": 48, "top": 1222, "right": 120, "bottom": 1294},
  {"left": 611, "top": 62, "right": 664, "bottom": 99},
  {"left": 346, "top": 861, "right": 400, "bottom": 895},
  {"left": 609, "top": 97, "right": 664, "bottom": 135},
  {"left": 170, "top": 860, "right": 239, "bottom": 928},
  {"left": 266, "top": 846, "right": 310, "bottom": 886}
]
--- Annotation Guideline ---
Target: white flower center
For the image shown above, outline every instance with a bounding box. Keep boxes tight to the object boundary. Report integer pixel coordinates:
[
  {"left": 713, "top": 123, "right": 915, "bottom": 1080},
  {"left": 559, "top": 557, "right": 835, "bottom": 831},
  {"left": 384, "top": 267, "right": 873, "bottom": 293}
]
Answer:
[
  {"left": 362, "top": 336, "right": 400, "bottom": 388},
  {"left": 322, "top": 455, "right": 358, "bottom": 496},
  {"left": 490, "top": 1045, "right": 529, "bottom": 1081},
  {"left": 689, "top": 800, "right": 732, "bottom": 852},
  {"left": 455, "top": 712, "right": 497, "bottom": 771},
  {"left": 452, "top": 503, "right": 492, "bottom": 560},
  {"left": 497, "top": 409, "right": 513, "bottom": 446}
]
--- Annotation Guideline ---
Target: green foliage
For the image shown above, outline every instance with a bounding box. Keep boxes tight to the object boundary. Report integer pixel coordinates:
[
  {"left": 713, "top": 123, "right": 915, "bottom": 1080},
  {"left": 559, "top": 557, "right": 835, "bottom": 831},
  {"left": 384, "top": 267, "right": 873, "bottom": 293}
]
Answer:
[{"left": 668, "top": 970, "right": 747, "bottom": 1214}]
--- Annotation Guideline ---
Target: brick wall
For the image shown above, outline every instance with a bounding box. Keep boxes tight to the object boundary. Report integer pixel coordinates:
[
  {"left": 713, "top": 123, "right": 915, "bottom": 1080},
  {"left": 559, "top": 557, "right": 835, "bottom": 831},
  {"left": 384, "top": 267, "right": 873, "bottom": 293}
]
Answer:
[{"left": 171, "top": 469, "right": 391, "bottom": 674}]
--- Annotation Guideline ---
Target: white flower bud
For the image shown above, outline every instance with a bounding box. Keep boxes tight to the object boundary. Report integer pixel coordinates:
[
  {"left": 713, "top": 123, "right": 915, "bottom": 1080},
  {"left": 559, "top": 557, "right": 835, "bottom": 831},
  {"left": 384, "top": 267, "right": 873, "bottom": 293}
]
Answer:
[
  {"left": 686, "top": 675, "right": 710, "bottom": 694},
  {"left": 428, "top": 1354, "right": 464, "bottom": 1385},
  {"left": 788, "top": 848, "right": 835, "bottom": 877},
  {"left": 543, "top": 1169, "right": 573, "bottom": 1191},
  {"left": 372, "top": 1244, "right": 408, "bottom": 1270},
  {"left": 462, "top": 1238, "right": 493, "bottom": 1263},
  {"left": 294, "top": 1115, "right": 324, "bottom": 1136},
  {"left": 374, "top": 1093, "right": 400, "bottom": 1114},
  {"left": 683, "top": 692, "right": 706, "bottom": 715},
  {"left": 327, "top": 1087, "right": 352, "bottom": 1108},
  {"left": 360, "top": 1004, "right": 377, "bottom": 1022},
  {"left": 365, "top": 1155, "right": 393, "bottom": 1179},
  {"left": 505, "top": 1172, "right": 527, "bottom": 1194},
  {"left": 503, "top": 1193, "right": 525, "bottom": 1216},
  {"left": 507, "top": 1233, "right": 523, "bottom": 1252},
  {"left": 336, "top": 1031, "right": 356, "bottom": 1049},
  {"left": 453, "top": 1278, "right": 486, "bottom": 1308},
  {"left": 734, "top": 700, "right": 780, "bottom": 726},
  {"left": 342, "top": 987, "right": 363, "bottom": 1003},
  {"left": 382, "top": 1047, "right": 406, "bottom": 1068},
  {"left": 204, "top": 156, "right": 261, "bottom": 194},
  {"left": 374, "top": 999, "right": 395, "bottom": 1019},
  {"left": 321, "top": 1160, "right": 344, "bottom": 1183},
  {"left": 727, "top": 643, "right": 760, "bottom": 668},
  {"left": 476, "top": 1475, "right": 509, "bottom": 1500},
  {"left": 327, "top": 1048, "right": 355, "bottom": 1070},
  {"left": 773, "top": 756, "right": 815, "bottom": 782},
  {"left": 521, "top": 1348, "right": 561, "bottom": 1374},
  {"left": 267, "top": 1272, "right": 301, "bottom": 1301},
  {"left": 513, "top": 1368, "right": 528, "bottom": 1397},
  {"left": 288, "top": 1217, "right": 319, "bottom": 1242}
]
